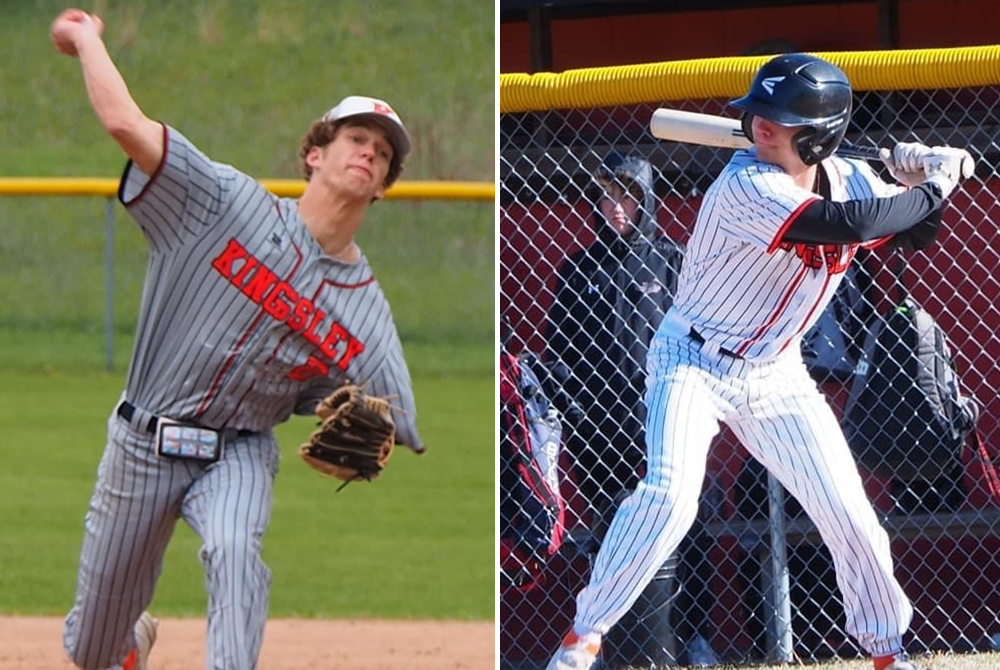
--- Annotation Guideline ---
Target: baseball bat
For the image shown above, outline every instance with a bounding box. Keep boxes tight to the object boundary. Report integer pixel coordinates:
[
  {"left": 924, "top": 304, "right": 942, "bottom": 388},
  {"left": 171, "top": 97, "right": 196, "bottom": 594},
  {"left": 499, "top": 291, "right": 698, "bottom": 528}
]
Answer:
[{"left": 649, "top": 108, "right": 975, "bottom": 179}]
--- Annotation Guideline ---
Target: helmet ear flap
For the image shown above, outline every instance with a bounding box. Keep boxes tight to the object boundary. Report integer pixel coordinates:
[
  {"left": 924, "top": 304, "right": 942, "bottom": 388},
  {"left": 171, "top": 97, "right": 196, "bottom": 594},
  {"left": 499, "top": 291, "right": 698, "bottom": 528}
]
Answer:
[
  {"left": 792, "top": 126, "right": 845, "bottom": 165},
  {"left": 792, "top": 127, "right": 821, "bottom": 165},
  {"left": 740, "top": 113, "right": 755, "bottom": 143},
  {"left": 743, "top": 112, "right": 843, "bottom": 165}
]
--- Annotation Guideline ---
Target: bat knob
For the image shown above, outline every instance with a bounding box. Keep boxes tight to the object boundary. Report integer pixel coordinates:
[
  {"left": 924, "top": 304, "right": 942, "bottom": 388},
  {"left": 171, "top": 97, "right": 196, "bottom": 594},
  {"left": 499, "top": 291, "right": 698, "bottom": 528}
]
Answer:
[{"left": 960, "top": 151, "right": 975, "bottom": 180}]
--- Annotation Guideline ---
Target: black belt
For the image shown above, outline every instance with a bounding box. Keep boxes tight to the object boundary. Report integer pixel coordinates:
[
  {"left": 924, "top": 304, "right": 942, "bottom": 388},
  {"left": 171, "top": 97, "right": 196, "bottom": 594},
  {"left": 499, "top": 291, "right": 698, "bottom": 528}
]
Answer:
[
  {"left": 688, "top": 327, "right": 744, "bottom": 360},
  {"left": 117, "top": 401, "right": 255, "bottom": 437}
]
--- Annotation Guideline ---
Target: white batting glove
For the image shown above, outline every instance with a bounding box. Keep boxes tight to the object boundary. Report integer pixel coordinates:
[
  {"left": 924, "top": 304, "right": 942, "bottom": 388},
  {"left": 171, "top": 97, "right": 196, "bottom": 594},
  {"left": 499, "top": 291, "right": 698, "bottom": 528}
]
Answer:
[
  {"left": 921, "top": 147, "right": 966, "bottom": 199},
  {"left": 926, "top": 147, "right": 970, "bottom": 180},
  {"left": 879, "top": 141, "right": 932, "bottom": 187}
]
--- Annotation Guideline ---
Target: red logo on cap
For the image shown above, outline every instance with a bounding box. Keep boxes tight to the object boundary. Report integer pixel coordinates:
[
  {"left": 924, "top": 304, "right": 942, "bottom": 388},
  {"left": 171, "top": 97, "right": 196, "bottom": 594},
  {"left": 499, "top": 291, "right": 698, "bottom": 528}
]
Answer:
[{"left": 373, "top": 102, "right": 394, "bottom": 116}]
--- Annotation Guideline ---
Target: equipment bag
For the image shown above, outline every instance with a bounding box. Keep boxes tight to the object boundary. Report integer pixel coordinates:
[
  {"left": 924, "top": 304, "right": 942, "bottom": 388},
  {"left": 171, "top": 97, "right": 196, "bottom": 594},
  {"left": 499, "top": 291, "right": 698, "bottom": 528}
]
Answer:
[
  {"left": 841, "top": 298, "right": 979, "bottom": 484},
  {"left": 802, "top": 254, "right": 875, "bottom": 380},
  {"left": 499, "top": 350, "right": 566, "bottom": 589}
]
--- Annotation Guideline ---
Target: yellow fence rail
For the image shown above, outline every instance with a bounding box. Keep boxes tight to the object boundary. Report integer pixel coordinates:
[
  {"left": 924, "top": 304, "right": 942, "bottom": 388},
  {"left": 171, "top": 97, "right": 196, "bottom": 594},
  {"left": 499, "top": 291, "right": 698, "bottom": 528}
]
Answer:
[
  {"left": 0, "top": 178, "right": 495, "bottom": 201},
  {"left": 499, "top": 45, "right": 1000, "bottom": 113},
  {"left": 3, "top": 176, "right": 492, "bottom": 370}
]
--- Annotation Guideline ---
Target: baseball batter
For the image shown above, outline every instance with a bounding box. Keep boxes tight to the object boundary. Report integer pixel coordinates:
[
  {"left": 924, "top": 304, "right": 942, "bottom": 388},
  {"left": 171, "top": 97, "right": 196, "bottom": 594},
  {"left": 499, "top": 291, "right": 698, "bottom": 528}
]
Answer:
[
  {"left": 51, "top": 8, "right": 422, "bottom": 670},
  {"left": 546, "top": 54, "right": 969, "bottom": 670}
]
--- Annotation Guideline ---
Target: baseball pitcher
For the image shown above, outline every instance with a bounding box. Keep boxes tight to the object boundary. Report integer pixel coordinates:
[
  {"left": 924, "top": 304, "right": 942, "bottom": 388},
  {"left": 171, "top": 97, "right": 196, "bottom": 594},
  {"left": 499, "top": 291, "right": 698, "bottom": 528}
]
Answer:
[
  {"left": 546, "top": 53, "right": 970, "bottom": 670},
  {"left": 51, "top": 7, "right": 423, "bottom": 670}
]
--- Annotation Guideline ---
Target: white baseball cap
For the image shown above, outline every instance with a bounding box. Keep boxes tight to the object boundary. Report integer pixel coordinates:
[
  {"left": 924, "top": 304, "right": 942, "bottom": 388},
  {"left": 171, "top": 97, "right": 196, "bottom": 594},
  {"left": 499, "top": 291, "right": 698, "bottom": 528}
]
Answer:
[{"left": 322, "top": 95, "right": 411, "bottom": 162}]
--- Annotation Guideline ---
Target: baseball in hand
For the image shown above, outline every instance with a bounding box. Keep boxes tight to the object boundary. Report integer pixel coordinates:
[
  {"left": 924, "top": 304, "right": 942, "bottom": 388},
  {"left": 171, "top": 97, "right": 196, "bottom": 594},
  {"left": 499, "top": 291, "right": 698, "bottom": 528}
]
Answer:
[{"left": 50, "top": 8, "right": 104, "bottom": 57}]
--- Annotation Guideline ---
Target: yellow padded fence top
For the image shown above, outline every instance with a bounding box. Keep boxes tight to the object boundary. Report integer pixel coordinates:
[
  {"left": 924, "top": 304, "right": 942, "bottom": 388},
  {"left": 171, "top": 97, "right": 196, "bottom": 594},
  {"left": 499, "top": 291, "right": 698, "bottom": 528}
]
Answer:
[
  {"left": 499, "top": 46, "right": 1000, "bottom": 113},
  {"left": 0, "top": 178, "right": 495, "bottom": 201}
]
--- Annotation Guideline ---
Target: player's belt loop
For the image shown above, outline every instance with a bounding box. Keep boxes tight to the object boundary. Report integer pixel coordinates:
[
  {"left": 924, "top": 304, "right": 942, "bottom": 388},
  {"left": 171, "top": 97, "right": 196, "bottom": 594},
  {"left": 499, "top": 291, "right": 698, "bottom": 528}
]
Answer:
[
  {"left": 117, "top": 400, "right": 159, "bottom": 434},
  {"left": 688, "top": 327, "right": 744, "bottom": 360}
]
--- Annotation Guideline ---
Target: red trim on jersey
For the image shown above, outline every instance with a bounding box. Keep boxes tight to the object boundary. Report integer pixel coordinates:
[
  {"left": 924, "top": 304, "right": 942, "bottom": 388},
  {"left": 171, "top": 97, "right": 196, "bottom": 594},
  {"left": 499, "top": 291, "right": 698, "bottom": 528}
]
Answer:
[
  {"left": 195, "top": 311, "right": 268, "bottom": 418},
  {"left": 198, "top": 209, "right": 306, "bottom": 421},
  {"left": 861, "top": 235, "right": 894, "bottom": 250},
  {"left": 220, "top": 232, "right": 309, "bottom": 426},
  {"left": 735, "top": 264, "right": 808, "bottom": 357},
  {"left": 277, "top": 202, "right": 375, "bottom": 288},
  {"left": 777, "top": 270, "right": 834, "bottom": 355},
  {"left": 299, "top": 277, "right": 370, "bottom": 367},
  {"left": 119, "top": 123, "right": 171, "bottom": 208},
  {"left": 326, "top": 276, "right": 376, "bottom": 289},
  {"left": 766, "top": 196, "right": 820, "bottom": 253}
]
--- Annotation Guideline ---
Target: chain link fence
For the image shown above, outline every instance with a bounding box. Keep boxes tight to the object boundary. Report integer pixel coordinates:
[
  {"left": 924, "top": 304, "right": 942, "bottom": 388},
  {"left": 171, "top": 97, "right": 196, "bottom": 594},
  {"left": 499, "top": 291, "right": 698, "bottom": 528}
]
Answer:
[{"left": 500, "top": 64, "right": 1000, "bottom": 668}]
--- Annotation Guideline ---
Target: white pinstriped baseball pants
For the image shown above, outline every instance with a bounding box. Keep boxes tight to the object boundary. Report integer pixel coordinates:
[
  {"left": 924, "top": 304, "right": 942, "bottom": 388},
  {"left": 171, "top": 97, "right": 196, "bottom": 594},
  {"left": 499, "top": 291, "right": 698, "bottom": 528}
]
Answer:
[
  {"left": 63, "top": 410, "right": 279, "bottom": 670},
  {"left": 571, "top": 314, "right": 913, "bottom": 657}
]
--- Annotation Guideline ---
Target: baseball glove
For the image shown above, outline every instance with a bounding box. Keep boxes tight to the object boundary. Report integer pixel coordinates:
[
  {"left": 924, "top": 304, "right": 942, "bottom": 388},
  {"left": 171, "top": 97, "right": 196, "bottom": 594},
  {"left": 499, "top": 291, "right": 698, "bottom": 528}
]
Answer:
[{"left": 299, "top": 384, "right": 395, "bottom": 490}]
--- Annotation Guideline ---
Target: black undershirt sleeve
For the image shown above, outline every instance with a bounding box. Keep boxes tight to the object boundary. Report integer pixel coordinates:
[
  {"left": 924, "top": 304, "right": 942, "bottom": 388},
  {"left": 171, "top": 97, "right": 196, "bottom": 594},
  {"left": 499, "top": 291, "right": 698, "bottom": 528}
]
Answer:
[{"left": 782, "top": 182, "right": 944, "bottom": 246}]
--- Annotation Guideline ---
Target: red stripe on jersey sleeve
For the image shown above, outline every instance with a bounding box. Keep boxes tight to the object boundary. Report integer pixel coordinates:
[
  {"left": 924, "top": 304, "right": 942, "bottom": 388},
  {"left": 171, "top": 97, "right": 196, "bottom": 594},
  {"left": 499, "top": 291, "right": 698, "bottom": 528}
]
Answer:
[{"left": 766, "top": 196, "right": 820, "bottom": 254}]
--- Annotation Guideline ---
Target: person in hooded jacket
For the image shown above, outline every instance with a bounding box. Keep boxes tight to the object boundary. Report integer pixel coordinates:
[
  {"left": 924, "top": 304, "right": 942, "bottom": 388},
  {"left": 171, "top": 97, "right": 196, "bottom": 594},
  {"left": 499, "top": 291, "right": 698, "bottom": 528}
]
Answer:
[
  {"left": 545, "top": 152, "right": 683, "bottom": 514},
  {"left": 544, "top": 153, "right": 718, "bottom": 667}
]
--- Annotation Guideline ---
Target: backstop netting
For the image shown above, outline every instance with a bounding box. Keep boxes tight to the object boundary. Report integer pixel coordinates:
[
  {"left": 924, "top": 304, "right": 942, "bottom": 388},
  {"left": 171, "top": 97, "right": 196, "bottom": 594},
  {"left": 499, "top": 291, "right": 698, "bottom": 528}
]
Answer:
[{"left": 499, "top": 49, "right": 1000, "bottom": 669}]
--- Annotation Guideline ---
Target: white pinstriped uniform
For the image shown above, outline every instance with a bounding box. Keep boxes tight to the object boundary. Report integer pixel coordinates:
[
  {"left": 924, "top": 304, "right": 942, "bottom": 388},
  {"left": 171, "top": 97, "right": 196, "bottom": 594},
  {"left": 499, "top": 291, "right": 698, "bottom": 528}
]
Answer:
[
  {"left": 63, "top": 127, "right": 422, "bottom": 670},
  {"left": 571, "top": 149, "right": 914, "bottom": 657}
]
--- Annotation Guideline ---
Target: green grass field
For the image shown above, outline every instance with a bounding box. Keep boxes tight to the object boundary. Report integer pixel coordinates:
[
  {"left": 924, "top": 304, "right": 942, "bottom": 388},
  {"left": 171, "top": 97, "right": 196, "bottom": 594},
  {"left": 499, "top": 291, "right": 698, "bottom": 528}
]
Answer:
[
  {"left": 0, "top": 0, "right": 494, "bottom": 623},
  {"left": 0, "top": 346, "right": 493, "bottom": 619}
]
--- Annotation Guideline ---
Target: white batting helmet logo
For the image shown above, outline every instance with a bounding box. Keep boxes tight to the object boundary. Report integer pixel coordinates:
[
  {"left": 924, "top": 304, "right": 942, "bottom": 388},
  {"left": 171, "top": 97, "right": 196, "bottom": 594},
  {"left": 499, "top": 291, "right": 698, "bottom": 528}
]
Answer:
[{"left": 761, "top": 76, "right": 785, "bottom": 95}]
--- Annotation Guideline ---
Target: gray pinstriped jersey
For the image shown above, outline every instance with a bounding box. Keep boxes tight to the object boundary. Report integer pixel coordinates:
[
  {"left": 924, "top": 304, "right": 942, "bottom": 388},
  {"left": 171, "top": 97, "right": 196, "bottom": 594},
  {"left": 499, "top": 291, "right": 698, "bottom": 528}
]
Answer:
[
  {"left": 672, "top": 150, "right": 902, "bottom": 361},
  {"left": 118, "top": 126, "right": 422, "bottom": 450}
]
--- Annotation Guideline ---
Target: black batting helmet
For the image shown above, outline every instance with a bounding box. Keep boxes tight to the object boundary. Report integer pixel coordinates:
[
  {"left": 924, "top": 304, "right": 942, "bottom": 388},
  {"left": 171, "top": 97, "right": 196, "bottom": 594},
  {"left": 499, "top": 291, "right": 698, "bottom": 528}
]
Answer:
[{"left": 731, "top": 53, "right": 853, "bottom": 165}]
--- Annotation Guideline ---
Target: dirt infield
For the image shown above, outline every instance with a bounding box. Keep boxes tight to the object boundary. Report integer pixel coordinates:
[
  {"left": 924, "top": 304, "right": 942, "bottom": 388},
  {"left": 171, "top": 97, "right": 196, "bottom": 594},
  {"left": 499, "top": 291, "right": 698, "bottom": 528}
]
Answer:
[{"left": 0, "top": 616, "right": 494, "bottom": 669}]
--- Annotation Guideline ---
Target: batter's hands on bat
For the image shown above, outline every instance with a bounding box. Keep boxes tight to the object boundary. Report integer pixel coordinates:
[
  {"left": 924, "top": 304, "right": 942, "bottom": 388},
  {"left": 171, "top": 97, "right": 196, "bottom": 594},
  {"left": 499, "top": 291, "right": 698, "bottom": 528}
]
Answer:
[
  {"left": 921, "top": 146, "right": 971, "bottom": 199},
  {"left": 879, "top": 141, "right": 932, "bottom": 188},
  {"left": 51, "top": 8, "right": 104, "bottom": 57}
]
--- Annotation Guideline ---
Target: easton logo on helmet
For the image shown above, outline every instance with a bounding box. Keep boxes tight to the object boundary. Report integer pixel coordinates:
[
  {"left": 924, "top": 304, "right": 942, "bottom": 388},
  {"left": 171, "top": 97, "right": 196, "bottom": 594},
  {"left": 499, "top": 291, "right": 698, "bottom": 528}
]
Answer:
[{"left": 761, "top": 76, "right": 785, "bottom": 94}]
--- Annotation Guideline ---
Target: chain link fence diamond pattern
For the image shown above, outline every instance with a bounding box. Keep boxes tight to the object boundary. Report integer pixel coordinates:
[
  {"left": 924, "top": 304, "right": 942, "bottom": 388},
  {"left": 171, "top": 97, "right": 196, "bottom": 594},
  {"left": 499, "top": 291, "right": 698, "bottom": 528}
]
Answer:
[{"left": 500, "top": 88, "right": 1000, "bottom": 669}]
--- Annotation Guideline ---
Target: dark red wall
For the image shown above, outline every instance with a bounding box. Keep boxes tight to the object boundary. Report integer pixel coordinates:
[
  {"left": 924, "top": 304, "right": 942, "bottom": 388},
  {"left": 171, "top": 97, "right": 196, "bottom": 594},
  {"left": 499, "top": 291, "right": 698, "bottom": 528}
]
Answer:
[{"left": 500, "top": 1, "right": 1000, "bottom": 73}]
